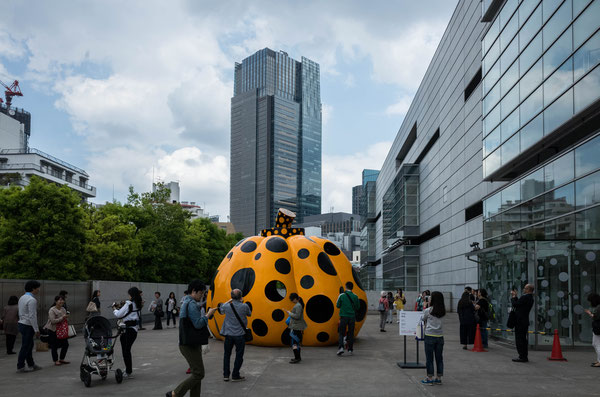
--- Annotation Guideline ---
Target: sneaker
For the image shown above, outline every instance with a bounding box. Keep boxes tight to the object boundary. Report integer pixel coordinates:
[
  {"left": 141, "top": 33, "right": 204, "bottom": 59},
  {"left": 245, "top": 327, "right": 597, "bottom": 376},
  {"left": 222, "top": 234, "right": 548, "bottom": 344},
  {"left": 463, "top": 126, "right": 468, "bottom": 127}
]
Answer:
[
  {"left": 289, "top": 358, "right": 300, "bottom": 364},
  {"left": 434, "top": 378, "right": 442, "bottom": 385},
  {"left": 31, "top": 365, "right": 42, "bottom": 371},
  {"left": 16, "top": 367, "right": 33, "bottom": 373},
  {"left": 223, "top": 377, "right": 230, "bottom": 382},
  {"left": 231, "top": 376, "right": 246, "bottom": 382},
  {"left": 336, "top": 347, "right": 344, "bottom": 356},
  {"left": 421, "top": 378, "right": 434, "bottom": 385},
  {"left": 122, "top": 372, "right": 134, "bottom": 379},
  {"left": 348, "top": 350, "right": 353, "bottom": 356}
]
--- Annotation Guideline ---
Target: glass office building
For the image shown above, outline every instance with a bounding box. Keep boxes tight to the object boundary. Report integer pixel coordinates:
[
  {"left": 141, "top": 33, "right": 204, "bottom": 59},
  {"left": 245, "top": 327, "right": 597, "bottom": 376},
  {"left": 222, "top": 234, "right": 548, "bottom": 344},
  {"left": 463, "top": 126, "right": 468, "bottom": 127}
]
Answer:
[
  {"left": 230, "top": 49, "right": 322, "bottom": 236},
  {"left": 475, "top": 0, "right": 600, "bottom": 347}
]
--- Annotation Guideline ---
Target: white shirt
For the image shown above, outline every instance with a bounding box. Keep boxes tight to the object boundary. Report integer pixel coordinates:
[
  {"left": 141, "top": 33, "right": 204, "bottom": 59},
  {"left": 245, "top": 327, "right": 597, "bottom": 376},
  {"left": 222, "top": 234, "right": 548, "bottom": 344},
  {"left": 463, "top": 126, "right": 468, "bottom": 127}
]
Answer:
[
  {"left": 18, "top": 293, "right": 39, "bottom": 332},
  {"left": 113, "top": 301, "right": 140, "bottom": 331}
]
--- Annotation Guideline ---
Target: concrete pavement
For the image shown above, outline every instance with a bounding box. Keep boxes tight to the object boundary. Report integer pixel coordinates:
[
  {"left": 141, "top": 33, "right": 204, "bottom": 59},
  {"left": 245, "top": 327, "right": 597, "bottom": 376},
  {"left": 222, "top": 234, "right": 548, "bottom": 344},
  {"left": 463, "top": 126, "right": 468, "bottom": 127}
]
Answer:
[{"left": 1, "top": 313, "right": 597, "bottom": 396}]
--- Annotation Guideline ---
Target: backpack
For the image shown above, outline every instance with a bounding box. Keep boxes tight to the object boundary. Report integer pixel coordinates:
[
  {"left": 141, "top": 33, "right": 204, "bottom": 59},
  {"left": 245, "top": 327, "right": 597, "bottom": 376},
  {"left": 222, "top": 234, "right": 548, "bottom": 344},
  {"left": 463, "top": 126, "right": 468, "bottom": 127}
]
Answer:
[{"left": 488, "top": 302, "right": 496, "bottom": 321}]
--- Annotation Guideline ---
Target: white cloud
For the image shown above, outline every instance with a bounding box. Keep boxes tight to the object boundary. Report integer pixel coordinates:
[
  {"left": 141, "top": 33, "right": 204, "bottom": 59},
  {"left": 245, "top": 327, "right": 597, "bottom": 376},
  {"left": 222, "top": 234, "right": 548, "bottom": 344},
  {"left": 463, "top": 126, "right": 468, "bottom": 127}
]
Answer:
[
  {"left": 385, "top": 94, "right": 414, "bottom": 116},
  {"left": 322, "top": 141, "right": 392, "bottom": 213},
  {"left": 322, "top": 103, "right": 333, "bottom": 128}
]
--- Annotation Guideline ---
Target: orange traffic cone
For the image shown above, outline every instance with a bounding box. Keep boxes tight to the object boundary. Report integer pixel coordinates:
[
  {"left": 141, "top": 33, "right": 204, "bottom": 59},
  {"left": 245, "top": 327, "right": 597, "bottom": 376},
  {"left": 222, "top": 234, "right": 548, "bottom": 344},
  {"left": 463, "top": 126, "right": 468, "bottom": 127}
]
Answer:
[
  {"left": 548, "top": 329, "right": 567, "bottom": 361},
  {"left": 471, "top": 324, "right": 487, "bottom": 352}
]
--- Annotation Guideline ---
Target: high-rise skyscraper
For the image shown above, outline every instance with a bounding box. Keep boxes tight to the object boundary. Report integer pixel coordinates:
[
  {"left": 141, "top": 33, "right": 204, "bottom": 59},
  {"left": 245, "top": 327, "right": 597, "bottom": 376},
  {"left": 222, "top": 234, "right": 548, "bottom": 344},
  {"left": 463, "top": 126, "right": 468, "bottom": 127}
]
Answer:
[{"left": 230, "top": 48, "right": 322, "bottom": 236}]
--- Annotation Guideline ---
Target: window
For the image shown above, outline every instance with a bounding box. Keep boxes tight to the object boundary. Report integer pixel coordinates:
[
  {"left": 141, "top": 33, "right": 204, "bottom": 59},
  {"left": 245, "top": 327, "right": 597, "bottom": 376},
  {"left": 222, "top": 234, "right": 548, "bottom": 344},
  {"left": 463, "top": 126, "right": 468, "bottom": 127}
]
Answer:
[
  {"left": 465, "top": 201, "right": 484, "bottom": 222},
  {"left": 574, "top": 30, "right": 600, "bottom": 80},
  {"left": 396, "top": 123, "right": 417, "bottom": 168},
  {"left": 519, "top": 4, "right": 542, "bottom": 50},
  {"left": 520, "top": 113, "right": 544, "bottom": 151},
  {"left": 543, "top": 0, "right": 572, "bottom": 50},
  {"left": 520, "top": 33, "right": 542, "bottom": 77},
  {"left": 574, "top": 0, "right": 600, "bottom": 48},
  {"left": 521, "top": 168, "right": 545, "bottom": 201},
  {"left": 415, "top": 129, "right": 440, "bottom": 164},
  {"left": 575, "top": 170, "right": 600, "bottom": 209},
  {"left": 543, "top": 88, "right": 574, "bottom": 135},
  {"left": 502, "top": 132, "right": 520, "bottom": 165},
  {"left": 465, "top": 68, "right": 482, "bottom": 101},
  {"left": 501, "top": 108, "right": 519, "bottom": 141},
  {"left": 501, "top": 62, "right": 519, "bottom": 96},
  {"left": 544, "top": 151, "right": 575, "bottom": 190},
  {"left": 443, "top": 186, "right": 448, "bottom": 203},
  {"left": 520, "top": 86, "right": 544, "bottom": 125},
  {"left": 484, "top": 127, "right": 501, "bottom": 157},
  {"left": 574, "top": 64, "right": 600, "bottom": 112},
  {"left": 543, "top": 27, "right": 573, "bottom": 79},
  {"left": 575, "top": 135, "right": 600, "bottom": 177},
  {"left": 520, "top": 59, "right": 542, "bottom": 100},
  {"left": 544, "top": 57, "right": 574, "bottom": 106}
]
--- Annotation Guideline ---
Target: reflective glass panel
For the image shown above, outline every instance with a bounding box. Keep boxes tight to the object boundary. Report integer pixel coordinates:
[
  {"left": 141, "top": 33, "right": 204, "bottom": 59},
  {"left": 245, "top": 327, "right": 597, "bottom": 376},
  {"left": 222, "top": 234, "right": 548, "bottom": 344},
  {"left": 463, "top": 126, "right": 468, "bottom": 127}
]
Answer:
[
  {"left": 501, "top": 108, "right": 520, "bottom": 141},
  {"left": 573, "top": 0, "right": 593, "bottom": 17},
  {"left": 484, "top": 126, "right": 501, "bottom": 157},
  {"left": 485, "top": 149, "right": 502, "bottom": 178},
  {"left": 501, "top": 13, "right": 519, "bottom": 53},
  {"left": 520, "top": 85, "right": 544, "bottom": 124},
  {"left": 521, "top": 168, "right": 545, "bottom": 201},
  {"left": 544, "top": 57, "right": 574, "bottom": 106},
  {"left": 544, "top": 150, "right": 575, "bottom": 190},
  {"left": 500, "top": 0, "right": 519, "bottom": 26},
  {"left": 545, "top": 183, "right": 575, "bottom": 221},
  {"left": 484, "top": 60, "right": 501, "bottom": 95},
  {"left": 520, "top": 0, "right": 541, "bottom": 26},
  {"left": 501, "top": 84, "right": 519, "bottom": 119},
  {"left": 543, "top": 0, "right": 565, "bottom": 23},
  {"left": 501, "top": 61, "right": 519, "bottom": 96},
  {"left": 574, "top": 64, "right": 600, "bottom": 113},
  {"left": 502, "top": 131, "right": 520, "bottom": 165},
  {"left": 522, "top": 194, "right": 545, "bottom": 225},
  {"left": 573, "top": 0, "right": 600, "bottom": 48},
  {"left": 544, "top": 88, "right": 574, "bottom": 135},
  {"left": 484, "top": 84, "right": 500, "bottom": 115},
  {"left": 543, "top": 27, "right": 573, "bottom": 79},
  {"left": 574, "top": 30, "right": 600, "bottom": 80},
  {"left": 519, "top": 5, "right": 542, "bottom": 51},
  {"left": 520, "top": 33, "right": 543, "bottom": 76},
  {"left": 501, "top": 38, "right": 519, "bottom": 76},
  {"left": 484, "top": 17, "right": 501, "bottom": 56},
  {"left": 543, "top": 0, "right": 572, "bottom": 51},
  {"left": 484, "top": 39, "right": 501, "bottom": 76},
  {"left": 576, "top": 205, "right": 600, "bottom": 238},
  {"left": 520, "top": 59, "right": 543, "bottom": 99},
  {"left": 484, "top": 105, "right": 501, "bottom": 136},
  {"left": 520, "top": 113, "right": 544, "bottom": 151},
  {"left": 485, "top": 191, "right": 502, "bottom": 218},
  {"left": 502, "top": 180, "right": 521, "bottom": 207},
  {"left": 575, "top": 170, "right": 600, "bottom": 209},
  {"left": 575, "top": 135, "right": 600, "bottom": 177}
]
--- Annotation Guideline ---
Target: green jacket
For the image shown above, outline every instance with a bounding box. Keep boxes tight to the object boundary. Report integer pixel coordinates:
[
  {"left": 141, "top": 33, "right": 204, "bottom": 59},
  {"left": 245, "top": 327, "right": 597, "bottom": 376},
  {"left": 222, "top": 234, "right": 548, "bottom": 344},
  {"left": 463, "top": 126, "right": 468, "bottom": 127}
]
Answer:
[{"left": 336, "top": 290, "right": 359, "bottom": 318}]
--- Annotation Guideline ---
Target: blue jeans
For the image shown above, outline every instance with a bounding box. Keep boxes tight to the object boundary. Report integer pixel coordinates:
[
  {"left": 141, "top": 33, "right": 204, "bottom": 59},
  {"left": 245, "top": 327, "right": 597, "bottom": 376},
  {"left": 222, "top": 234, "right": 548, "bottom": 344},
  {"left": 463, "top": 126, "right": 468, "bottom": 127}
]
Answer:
[
  {"left": 424, "top": 335, "right": 444, "bottom": 377},
  {"left": 480, "top": 321, "right": 488, "bottom": 347},
  {"left": 223, "top": 335, "right": 245, "bottom": 378},
  {"left": 17, "top": 323, "right": 35, "bottom": 369}
]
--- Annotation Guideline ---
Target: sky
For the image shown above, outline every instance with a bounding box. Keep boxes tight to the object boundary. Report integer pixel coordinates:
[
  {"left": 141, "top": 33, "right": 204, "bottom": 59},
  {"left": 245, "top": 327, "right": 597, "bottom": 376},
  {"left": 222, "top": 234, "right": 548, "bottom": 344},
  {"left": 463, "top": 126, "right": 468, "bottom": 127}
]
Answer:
[{"left": 0, "top": 0, "right": 458, "bottom": 220}]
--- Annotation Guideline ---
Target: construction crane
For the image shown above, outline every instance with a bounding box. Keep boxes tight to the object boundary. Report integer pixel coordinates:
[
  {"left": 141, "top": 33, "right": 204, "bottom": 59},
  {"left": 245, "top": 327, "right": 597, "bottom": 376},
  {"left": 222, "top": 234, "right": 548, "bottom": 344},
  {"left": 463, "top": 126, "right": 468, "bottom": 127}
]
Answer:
[{"left": 0, "top": 80, "right": 23, "bottom": 109}]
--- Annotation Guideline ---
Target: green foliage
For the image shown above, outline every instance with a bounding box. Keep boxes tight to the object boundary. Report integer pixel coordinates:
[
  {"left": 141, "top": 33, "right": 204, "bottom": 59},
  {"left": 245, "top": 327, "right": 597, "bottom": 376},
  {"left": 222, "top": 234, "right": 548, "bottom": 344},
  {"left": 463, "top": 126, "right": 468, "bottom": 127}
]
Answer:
[{"left": 0, "top": 179, "right": 240, "bottom": 283}]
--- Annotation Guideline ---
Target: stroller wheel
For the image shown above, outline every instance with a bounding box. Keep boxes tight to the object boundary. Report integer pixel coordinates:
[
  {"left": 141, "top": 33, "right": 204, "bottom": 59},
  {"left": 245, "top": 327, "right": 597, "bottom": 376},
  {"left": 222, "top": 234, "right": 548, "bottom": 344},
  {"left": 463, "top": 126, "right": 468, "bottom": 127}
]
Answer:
[
  {"left": 115, "top": 368, "right": 123, "bottom": 384},
  {"left": 83, "top": 371, "right": 92, "bottom": 388},
  {"left": 80, "top": 367, "right": 87, "bottom": 382}
]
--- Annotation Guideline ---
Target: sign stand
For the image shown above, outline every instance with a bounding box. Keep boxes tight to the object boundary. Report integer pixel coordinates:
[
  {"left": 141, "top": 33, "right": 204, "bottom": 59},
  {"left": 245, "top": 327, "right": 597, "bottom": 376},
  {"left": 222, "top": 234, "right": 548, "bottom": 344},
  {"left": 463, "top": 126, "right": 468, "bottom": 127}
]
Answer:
[{"left": 396, "top": 310, "right": 426, "bottom": 369}]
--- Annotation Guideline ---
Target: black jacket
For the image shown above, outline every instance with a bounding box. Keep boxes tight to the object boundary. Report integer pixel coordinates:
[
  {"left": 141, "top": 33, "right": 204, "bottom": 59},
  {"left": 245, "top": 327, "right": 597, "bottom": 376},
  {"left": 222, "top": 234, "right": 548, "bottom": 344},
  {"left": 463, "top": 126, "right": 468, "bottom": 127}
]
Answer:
[
  {"left": 476, "top": 298, "right": 489, "bottom": 324},
  {"left": 511, "top": 294, "right": 534, "bottom": 327},
  {"left": 457, "top": 302, "right": 476, "bottom": 325}
]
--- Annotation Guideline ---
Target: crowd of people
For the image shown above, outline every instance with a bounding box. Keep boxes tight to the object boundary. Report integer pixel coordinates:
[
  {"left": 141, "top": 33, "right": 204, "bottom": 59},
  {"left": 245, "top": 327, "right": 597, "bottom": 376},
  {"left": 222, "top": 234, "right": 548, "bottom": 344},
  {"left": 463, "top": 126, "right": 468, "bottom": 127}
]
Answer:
[{"left": 2, "top": 279, "right": 600, "bottom": 394}]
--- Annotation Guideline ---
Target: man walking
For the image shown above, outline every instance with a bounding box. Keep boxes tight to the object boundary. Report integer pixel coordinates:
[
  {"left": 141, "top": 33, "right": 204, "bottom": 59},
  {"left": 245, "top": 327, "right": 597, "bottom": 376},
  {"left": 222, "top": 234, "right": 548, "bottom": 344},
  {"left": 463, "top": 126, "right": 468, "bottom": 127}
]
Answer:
[
  {"left": 218, "top": 288, "right": 251, "bottom": 381},
  {"left": 336, "top": 281, "right": 360, "bottom": 356},
  {"left": 17, "top": 280, "right": 42, "bottom": 373},
  {"left": 511, "top": 284, "right": 535, "bottom": 363}
]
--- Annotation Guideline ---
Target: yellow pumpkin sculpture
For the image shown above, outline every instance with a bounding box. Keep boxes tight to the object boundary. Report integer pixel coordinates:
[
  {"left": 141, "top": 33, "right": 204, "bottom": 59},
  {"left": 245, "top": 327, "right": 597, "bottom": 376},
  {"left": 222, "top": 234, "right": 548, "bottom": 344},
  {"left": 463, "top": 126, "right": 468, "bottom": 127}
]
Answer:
[{"left": 207, "top": 209, "right": 368, "bottom": 346}]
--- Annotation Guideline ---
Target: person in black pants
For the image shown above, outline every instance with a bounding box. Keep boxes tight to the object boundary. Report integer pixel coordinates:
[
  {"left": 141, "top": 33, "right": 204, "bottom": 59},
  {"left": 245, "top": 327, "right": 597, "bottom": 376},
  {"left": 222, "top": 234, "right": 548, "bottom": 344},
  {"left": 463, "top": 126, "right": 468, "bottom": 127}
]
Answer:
[
  {"left": 457, "top": 292, "right": 476, "bottom": 350},
  {"left": 112, "top": 287, "right": 142, "bottom": 379},
  {"left": 511, "top": 284, "right": 535, "bottom": 362}
]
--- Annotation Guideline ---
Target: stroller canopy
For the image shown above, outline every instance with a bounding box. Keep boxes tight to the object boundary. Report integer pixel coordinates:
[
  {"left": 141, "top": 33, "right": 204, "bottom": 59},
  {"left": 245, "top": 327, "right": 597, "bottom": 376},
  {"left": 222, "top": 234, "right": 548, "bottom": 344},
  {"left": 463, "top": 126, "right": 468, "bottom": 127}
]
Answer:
[{"left": 85, "top": 316, "right": 112, "bottom": 339}]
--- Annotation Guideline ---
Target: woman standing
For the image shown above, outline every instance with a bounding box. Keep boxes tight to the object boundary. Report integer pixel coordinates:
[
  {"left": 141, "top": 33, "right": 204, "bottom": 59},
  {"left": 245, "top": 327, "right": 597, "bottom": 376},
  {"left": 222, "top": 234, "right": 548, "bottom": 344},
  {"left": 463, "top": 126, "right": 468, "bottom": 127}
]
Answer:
[
  {"left": 286, "top": 293, "right": 307, "bottom": 363},
  {"left": 1, "top": 296, "right": 19, "bottom": 354},
  {"left": 475, "top": 289, "right": 490, "bottom": 349},
  {"left": 113, "top": 287, "right": 142, "bottom": 379},
  {"left": 166, "top": 292, "right": 177, "bottom": 328},
  {"left": 88, "top": 290, "right": 101, "bottom": 318},
  {"left": 421, "top": 291, "right": 446, "bottom": 385},
  {"left": 43, "top": 295, "right": 70, "bottom": 366},
  {"left": 585, "top": 293, "right": 600, "bottom": 367},
  {"left": 386, "top": 292, "right": 395, "bottom": 324},
  {"left": 394, "top": 289, "right": 406, "bottom": 323},
  {"left": 378, "top": 292, "right": 389, "bottom": 332},
  {"left": 457, "top": 291, "right": 476, "bottom": 350}
]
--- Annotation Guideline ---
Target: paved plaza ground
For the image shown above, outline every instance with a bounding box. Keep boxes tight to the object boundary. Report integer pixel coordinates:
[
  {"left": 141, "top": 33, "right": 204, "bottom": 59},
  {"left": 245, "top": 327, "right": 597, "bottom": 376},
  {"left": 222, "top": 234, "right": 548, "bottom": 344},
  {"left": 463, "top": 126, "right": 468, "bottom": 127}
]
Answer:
[{"left": 1, "top": 313, "right": 598, "bottom": 396}]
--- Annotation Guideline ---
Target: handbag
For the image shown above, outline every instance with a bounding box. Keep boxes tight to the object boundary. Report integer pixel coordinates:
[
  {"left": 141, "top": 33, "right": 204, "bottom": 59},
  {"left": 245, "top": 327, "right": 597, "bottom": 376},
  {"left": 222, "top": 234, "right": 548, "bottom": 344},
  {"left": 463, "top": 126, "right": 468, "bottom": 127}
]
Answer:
[
  {"left": 68, "top": 324, "right": 77, "bottom": 338},
  {"left": 56, "top": 319, "right": 69, "bottom": 340},
  {"left": 230, "top": 303, "right": 253, "bottom": 342},
  {"left": 36, "top": 341, "right": 49, "bottom": 352},
  {"left": 507, "top": 309, "right": 517, "bottom": 329},
  {"left": 86, "top": 301, "right": 98, "bottom": 313},
  {"left": 415, "top": 320, "right": 424, "bottom": 340}
]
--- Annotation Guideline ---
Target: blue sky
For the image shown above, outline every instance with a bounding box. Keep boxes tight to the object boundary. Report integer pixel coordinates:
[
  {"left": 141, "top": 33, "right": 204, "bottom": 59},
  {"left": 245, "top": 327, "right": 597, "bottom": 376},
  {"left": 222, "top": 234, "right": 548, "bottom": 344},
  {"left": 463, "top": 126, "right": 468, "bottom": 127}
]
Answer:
[{"left": 0, "top": 0, "right": 458, "bottom": 219}]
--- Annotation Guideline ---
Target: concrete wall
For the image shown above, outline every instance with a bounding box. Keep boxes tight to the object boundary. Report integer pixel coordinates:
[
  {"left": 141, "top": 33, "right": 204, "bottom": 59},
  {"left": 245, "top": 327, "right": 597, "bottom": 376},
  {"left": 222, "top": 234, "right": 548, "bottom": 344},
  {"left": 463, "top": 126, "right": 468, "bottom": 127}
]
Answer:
[{"left": 0, "top": 112, "right": 25, "bottom": 150}]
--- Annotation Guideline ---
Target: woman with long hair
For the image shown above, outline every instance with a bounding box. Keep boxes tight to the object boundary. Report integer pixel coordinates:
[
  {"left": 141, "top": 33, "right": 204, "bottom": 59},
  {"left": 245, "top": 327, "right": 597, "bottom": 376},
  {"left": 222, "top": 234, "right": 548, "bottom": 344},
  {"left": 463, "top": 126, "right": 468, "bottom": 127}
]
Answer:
[
  {"left": 286, "top": 293, "right": 307, "bottom": 363},
  {"left": 585, "top": 293, "right": 600, "bottom": 367},
  {"left": 166, "top": 292, "right": 177, "bottom": 328},
  {"left": 43, "top": 295, "right": 70, "bottom": 366},
  {"left": 475, "top": 289, "right": 490, "bottom": 349},
  {"left": 2, "top": 295, "right": 19, "bottom": 354},
  {"left": 457, "top": 291, "right": 476, "bottom": 350},
  {"left": 88, "top": 290, "right": 101, "bottom": 318},
  {"left": 113, "top": 286, "right": 142, "bottom": 379},
  {"left": 421, "top": 291, "right": 446, "bottom": 385}
]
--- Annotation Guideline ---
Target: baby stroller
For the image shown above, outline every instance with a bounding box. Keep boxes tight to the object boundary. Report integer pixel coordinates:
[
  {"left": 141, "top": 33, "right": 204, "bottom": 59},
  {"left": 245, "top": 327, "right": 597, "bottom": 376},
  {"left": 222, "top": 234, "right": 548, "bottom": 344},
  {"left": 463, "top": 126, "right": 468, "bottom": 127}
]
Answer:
[{"left": 80, "top": 316, "right": 123, "bottom": 387}]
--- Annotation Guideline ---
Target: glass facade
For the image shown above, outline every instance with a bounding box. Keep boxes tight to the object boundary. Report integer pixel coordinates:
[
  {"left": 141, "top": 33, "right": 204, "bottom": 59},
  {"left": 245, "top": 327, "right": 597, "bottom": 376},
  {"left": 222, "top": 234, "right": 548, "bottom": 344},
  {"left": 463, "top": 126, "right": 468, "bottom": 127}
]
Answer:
[
  {"left": 231, "top": 49, "right": 322, "bottom": 236},
  {"left": 482, "top": 0, "right": 600, "bottom": 179}
]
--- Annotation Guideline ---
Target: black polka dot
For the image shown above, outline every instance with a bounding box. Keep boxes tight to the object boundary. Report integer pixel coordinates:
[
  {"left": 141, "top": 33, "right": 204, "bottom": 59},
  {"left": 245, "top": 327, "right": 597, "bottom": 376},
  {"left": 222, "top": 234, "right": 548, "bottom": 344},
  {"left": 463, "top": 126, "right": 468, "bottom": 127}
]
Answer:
[
  {"left": 210, "top": 270, "right": 218, "bottom": 300},
  {"left": 306, "top": 294, "right": 334, "bottom": 323},
  {"left": 316, "top": 332, "right": 329, "bottom": 342},
  {"left": 246, "top": 301, "right": 252, "bottom": 313},
  {"left": 323, "top": 242, "right": 341, "bottom": 256},
  {"left": 356, "top": 299, "right": 367, "bottom": 322},
  {"left": 241, "top": 240, "right": 257, "bottom": 253},
  {"left": 230, "top": 268, "right": 255, "bottom": 297},
  {"left": 275, "top": 258, "right": 291, "bottom": 274},
  {"left": 235, "top": 238, "right": 246, "bottom": 247},
  {"left": 281, "top": 328, "right": 291, "bottom": 345},
  {"left": 227, "top": 251, "right": 233, "bottom": 259},
  {"left": 272, "top": 309, "right": 285, "bottom": 322},
  {"left": 297, "top": 248, "right": 310, "bottom": 259},
  {"left": 317, "top": 252, "right": 337, "bottom": 276},
  {"left": 266, "top": 237, "right": 288, "bottom": 253},
  {"left": 255, "top": 253, "right": 261, "bottom": 260},
  {"left": 300, "top": 275, "right": 314, "bottom": 289},
  {"left": 352, "top": 267, "right": 364, "bottom": 290},
  {"left": 252, "top": 319, "right": 268, "bottom": 337},
  {"left": 264, "top": 280, "right": 286, "bottom": 302}
]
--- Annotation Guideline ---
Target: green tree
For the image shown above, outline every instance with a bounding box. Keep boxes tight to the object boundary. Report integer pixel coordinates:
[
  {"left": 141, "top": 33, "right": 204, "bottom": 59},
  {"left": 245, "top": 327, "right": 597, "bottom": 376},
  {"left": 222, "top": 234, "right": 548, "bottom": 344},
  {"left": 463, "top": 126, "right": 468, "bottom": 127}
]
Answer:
[{"left": 0, "top": 176, "right": 87, "bottom": 280}]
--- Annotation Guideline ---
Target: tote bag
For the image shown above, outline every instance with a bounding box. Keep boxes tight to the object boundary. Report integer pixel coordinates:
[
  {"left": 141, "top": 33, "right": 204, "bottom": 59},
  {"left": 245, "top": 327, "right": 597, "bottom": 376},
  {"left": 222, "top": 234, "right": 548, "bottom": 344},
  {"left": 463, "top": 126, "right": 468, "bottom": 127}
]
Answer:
[{"left": 56, "top": 319, "right": 69, "bottom": 340}]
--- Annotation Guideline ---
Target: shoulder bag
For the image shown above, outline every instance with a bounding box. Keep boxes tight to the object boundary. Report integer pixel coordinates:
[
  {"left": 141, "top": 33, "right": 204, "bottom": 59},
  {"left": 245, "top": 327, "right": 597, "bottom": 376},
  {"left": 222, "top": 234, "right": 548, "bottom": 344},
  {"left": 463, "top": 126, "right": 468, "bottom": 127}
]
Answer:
[
  {"left": 56, "top": 318, "right": 69, "bottom": 340},
  {"left": 179, "top": 300, "right": 208, "bottom": 346},
  {"left": 86, "top": 301, "right": 98, "bottom": 313},
  {"left": 230, "top": 303, "right": 253, "bottom": 342}
]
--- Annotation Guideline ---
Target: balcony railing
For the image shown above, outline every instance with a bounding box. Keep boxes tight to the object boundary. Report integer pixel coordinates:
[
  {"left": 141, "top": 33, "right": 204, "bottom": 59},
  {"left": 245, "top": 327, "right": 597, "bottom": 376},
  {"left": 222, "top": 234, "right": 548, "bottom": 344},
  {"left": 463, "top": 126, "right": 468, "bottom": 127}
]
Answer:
[
  {"left": 0, "top": 163, "right": 95, "bottom": 192},
  {"left": 0, "top": 147, "right": 89, "bottom": 176}
]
